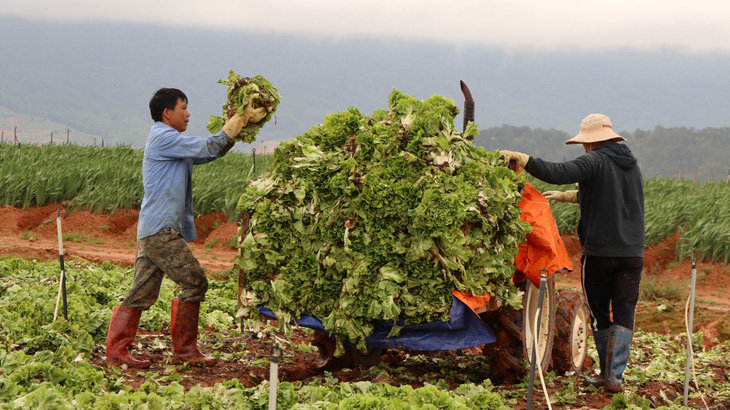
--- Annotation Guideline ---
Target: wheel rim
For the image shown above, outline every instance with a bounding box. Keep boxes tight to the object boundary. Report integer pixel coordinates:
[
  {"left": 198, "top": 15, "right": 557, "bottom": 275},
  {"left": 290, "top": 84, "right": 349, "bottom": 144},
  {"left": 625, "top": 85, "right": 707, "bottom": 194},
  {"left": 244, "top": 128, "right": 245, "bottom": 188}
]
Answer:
[
  {"left": 524, "top": 282, "right": 551, "bottom": 365},
  {"left": 571, "top": 305, "right": 589, "bottom": 368}
]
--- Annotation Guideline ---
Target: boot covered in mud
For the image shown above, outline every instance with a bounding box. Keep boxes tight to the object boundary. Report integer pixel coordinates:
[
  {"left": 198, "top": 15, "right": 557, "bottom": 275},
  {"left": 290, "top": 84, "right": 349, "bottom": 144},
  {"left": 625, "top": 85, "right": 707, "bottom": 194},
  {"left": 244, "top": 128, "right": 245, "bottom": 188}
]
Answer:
[
  {"left": 584, "top": 328, "right": 609, "bottom": 387},
  {"left": 106, "top": 305, "right": 152, "bottom": 368},
  {"left": 171, "top": 298, "right": 217, "bottom": 366},
  {"left": 605, "top": 324, "right": 633, "bottom": 393}
]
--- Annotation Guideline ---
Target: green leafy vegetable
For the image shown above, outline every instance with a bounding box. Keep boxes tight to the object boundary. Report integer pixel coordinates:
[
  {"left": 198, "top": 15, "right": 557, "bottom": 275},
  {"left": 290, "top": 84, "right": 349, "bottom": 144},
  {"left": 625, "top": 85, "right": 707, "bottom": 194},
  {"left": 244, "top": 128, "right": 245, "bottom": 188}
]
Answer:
[
  {"left": 207, "top": 70, "right": 281, "bottom": 143},
  {"left": 237, "top": 89, "right": 532, "bottom": 350}
]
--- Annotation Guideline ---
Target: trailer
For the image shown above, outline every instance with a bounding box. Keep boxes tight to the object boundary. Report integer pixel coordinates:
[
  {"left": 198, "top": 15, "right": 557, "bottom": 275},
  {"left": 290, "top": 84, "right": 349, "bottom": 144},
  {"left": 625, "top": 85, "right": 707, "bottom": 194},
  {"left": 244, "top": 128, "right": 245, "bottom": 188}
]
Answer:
[{"left": 236, "top": 82, "right": 590, "bottom": 377}]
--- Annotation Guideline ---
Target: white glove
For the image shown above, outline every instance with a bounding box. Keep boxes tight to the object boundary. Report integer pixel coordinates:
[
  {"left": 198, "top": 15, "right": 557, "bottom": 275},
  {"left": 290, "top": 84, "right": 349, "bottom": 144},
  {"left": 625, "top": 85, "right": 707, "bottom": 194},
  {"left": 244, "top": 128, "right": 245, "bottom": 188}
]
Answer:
[
  {"left": 500, "top": 150, "right": 530, "bottom": 167},
  {"left": 222, "top": 114, "right": 246, "bottom": 138},
  {"left": 221, "top": 102, "right": 268, "bottom": 138},
  {"left": 543, "top": 190, "right": 578, "bottom": 204},
  {"left": 242, "top": 102, "right": 267, "bottom": 124}
]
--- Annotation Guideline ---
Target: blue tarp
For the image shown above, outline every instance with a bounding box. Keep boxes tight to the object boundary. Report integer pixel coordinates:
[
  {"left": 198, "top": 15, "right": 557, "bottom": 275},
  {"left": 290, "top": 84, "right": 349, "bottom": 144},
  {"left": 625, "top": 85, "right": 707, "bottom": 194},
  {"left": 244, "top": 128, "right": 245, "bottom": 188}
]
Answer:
[{"left": 258, "top": 296, "right": 496, "bottom": 351}]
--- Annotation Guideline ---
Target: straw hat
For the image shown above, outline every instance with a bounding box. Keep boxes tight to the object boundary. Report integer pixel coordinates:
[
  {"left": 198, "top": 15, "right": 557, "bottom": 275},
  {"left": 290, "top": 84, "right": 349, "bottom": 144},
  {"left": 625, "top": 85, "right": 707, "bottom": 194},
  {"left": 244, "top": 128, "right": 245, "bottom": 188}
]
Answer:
[{"left": 565, "top": 113, "right": 627, "bottom": 145}]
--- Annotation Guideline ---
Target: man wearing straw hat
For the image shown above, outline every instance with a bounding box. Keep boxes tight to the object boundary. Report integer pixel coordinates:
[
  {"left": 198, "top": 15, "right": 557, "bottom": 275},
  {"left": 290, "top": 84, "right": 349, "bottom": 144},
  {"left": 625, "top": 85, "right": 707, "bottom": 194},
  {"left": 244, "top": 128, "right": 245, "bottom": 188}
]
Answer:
[
  {"left": 501, "top": 113, "right": 644, "bottom": 393},
  {"left": 105, "top": 88, "right": 266, "bottom": 368}
]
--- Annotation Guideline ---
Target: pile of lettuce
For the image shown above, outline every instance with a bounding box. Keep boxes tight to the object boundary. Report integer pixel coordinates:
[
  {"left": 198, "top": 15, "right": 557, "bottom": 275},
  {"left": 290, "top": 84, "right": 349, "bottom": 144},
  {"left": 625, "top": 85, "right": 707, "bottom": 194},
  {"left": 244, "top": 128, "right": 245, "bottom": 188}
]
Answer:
[
  {"left": 207, "top": 70, "right": 281, "bottom": 143},
  {"left": 236, "top": 90, "right": 530, "bottom": 350}
]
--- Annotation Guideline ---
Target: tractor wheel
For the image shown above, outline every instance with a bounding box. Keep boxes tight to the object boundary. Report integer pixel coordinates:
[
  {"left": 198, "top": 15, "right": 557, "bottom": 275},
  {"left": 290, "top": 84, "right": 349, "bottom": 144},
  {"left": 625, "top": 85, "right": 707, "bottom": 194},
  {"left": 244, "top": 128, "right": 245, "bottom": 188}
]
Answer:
[
  {"left": 351, "top": 346, "right": 384, "bottom": 369},
  {"left": 310, "top": 332, "right": 383, "bottom": 369},
  {"left": 310, "top": 331, "right": 354, "bottom": 370},
  {"left": 482, "top": 276, "right": 556, "bottom": 379},
  {"left": 551, "top": 288, "right": 589, "bottom": 375}
]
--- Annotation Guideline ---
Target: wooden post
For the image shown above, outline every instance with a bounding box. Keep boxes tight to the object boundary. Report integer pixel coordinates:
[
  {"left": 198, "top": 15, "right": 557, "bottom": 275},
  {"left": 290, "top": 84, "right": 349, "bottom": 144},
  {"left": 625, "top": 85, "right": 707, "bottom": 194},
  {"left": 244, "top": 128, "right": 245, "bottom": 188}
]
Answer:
[
  {"left": 67, "top": 129, "right": 70, "bottom": 145},
  {"left": 14, "top": 126, "right": 17, "bottom": 144},
  {"left": 50, "top": 131, "right": 54, "bottom": 144},
  {"left": 694, "top": 166, "right": 698, "bottom": 185}
]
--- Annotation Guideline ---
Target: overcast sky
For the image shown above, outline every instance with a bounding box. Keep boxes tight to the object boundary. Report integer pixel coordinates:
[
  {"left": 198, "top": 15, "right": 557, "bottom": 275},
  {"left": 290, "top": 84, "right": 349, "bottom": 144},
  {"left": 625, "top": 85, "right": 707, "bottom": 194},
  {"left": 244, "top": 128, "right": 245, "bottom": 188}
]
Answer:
[{"left": 3, "top": 0, "right": 730, "bottom": 53}]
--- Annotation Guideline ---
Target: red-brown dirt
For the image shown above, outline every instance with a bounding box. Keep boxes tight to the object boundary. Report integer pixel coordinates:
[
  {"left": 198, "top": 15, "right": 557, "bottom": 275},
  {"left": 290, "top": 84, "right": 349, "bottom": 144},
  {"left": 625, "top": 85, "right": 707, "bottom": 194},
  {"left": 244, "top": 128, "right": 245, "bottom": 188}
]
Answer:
[{"left": 1, "top": 204, "right": 728, "bottom": 409}]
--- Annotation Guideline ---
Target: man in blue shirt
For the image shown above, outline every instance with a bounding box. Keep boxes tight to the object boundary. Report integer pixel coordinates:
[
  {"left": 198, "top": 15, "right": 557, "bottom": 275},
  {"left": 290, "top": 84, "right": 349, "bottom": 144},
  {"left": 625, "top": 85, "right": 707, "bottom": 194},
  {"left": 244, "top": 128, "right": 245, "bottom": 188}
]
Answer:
[{"left": 106, "top": 88, "right": 265, "bottom": 368}]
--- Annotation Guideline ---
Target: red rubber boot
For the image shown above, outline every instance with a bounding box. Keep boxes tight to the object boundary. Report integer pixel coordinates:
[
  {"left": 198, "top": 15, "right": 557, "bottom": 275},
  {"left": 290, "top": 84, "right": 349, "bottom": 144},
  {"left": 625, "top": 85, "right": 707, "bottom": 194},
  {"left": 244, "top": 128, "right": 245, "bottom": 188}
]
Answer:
[
  {"left": 106, "top": 306, "right": 152, "bottom": 368},
  {"left": 171, "top": 298, "right": 217, "bottom": 366}
]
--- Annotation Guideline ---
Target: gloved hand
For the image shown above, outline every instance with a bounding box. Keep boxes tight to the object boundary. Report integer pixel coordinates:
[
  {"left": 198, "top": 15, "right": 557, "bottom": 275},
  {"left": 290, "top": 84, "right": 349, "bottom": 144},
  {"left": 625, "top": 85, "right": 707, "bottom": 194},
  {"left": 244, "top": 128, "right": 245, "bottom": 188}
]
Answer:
[
  {"left": 543, "top": 190, "right": 578, "bottom": 204},
  {"left": 222, "top": 114, "right": 246, "bottom": 138},
  {"left": 221, "top": 102, "right": 268, "bottom": 138},
  {"left": 500, "top": 150, "right": 530, "bottom": 167},
  {"left": 242, "top": 102, "right": 267, "bottom": 124}
]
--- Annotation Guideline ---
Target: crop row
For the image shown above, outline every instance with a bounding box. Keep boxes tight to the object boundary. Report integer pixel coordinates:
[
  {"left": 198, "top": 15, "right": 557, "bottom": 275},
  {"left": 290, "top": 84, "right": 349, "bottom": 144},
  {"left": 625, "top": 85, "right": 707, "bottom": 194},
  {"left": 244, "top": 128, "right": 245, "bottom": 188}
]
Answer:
[
  {"left": 1, "top": 258, "right": 728, "bottom": 408},
  {"left": 1, "top": 142, "right": 727, "bottom": 262},
  {"left": 0, "top": 142, "right": 272, "bottom": 218}
]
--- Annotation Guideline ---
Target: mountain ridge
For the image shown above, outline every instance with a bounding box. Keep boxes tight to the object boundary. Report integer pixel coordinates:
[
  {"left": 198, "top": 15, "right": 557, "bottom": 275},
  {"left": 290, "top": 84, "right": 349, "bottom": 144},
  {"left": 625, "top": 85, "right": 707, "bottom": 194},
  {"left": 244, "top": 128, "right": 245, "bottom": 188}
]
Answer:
[{"left": 1, "top": 18, "right": 728, "bottom": 180}]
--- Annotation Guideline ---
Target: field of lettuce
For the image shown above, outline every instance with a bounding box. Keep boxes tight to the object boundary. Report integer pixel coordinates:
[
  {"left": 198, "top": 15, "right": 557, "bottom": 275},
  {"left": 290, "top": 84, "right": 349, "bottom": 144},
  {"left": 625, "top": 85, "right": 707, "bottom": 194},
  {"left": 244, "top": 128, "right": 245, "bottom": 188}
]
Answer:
[
  {"left": 1, "top": 258, "right": 728, "bottom": 409},
  {"left": 1, "top": 141, "right": 730, "bottom": 408}
]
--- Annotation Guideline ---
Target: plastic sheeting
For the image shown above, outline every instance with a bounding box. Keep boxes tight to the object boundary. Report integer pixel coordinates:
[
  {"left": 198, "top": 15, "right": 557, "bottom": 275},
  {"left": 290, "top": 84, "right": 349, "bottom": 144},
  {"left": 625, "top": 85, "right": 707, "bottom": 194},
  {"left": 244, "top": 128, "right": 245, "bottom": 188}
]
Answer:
[
  {"left": 258, "top": 296, "right": 496, "bottom": 351},
  {"left": 513, "top": 182, "right": 574, "bottom": 287}
]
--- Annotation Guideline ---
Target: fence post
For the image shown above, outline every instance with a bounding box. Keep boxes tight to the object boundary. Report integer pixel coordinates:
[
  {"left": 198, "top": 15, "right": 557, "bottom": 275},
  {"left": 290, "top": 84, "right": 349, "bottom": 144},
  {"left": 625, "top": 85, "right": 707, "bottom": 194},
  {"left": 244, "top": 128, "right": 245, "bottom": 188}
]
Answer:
[
  {"left": 252, "top": 148, "right": 257, "bottom": 178},
  {"left": 683, "top": 256, "right": 698, "bottom": 406}
]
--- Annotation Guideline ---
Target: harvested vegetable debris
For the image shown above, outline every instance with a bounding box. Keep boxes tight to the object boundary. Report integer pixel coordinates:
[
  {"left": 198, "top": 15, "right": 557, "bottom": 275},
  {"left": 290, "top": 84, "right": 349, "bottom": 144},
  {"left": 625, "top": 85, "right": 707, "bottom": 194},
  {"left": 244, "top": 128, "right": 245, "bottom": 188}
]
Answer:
[
  {"left": 237, "top": 90, "right": 530, "bottom": 351},
  {"left": 207, "top": 70, "right": 281, "bottom": 143}
]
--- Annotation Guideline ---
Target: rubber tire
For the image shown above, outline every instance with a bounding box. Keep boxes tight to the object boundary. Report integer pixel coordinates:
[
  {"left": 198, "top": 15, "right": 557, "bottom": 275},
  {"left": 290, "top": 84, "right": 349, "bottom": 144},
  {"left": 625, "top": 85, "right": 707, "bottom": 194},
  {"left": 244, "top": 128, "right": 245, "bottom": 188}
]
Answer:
[
  {"left": 310, "top": 332, "right": 383, "bottom": 369},
  {"left": 551, "top": 288, "right": 589, "bottom": 375},
  {"left": 482, "top": 276, "right": 556, "bottom": 377},
  {"left": 351, "top": 346, "right": 384, "bottom": 369}
]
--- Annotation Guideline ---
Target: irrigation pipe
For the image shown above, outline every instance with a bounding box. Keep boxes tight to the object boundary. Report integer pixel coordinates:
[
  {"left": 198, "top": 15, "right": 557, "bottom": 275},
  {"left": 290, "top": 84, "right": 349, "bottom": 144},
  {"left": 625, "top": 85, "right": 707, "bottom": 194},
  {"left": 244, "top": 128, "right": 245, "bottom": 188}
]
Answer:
[
  {"left": 683, "top": 256, "right": 709, "bottom": 409},
  {"left": 53, "top": 209, "right": 68, "bottom": 321},
  {"left": 526, "top": 269, "right": 552, "bottom": 410}
]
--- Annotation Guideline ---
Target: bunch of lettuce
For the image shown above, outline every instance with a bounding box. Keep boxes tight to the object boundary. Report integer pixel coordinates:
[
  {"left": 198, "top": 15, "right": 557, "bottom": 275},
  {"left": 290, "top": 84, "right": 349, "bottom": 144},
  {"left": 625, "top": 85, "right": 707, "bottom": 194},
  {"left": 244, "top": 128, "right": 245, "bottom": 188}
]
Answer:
[
  {"left": 237, "top": 90, "right": 530, "bottom": 351},
  {"left": 207, "top": 70, "right": 281, "bottom": 143}
]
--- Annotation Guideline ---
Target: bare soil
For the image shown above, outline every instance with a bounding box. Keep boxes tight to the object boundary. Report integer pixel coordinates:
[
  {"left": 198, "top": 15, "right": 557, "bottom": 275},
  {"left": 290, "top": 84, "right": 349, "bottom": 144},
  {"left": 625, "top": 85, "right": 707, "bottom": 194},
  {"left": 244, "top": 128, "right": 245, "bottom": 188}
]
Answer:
[{"left": 1, "top": 204, "right": 729, "bottom": 409}]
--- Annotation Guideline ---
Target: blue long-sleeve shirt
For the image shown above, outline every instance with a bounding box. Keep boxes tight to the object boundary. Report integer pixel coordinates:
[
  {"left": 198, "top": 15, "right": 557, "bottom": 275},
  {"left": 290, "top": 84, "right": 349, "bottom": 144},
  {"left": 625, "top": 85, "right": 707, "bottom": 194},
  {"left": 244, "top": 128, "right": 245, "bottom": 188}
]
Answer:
[{"left": 137, "top": 122, "right": 233, "bottom": 241}]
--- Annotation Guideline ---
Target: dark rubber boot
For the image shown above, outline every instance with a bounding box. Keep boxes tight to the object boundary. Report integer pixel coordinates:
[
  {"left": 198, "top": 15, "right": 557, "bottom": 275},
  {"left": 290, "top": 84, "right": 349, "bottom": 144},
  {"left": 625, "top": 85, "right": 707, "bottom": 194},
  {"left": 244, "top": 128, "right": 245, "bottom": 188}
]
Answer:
[
  {"left": 171, "top": 298, "right": 217, "bottom": 366},
  {"left": 106, "top": 306, "right": 152, "bottom": 368},
  {"left": 584, "top": 328, "right": 609, "bottom": 387},
  {"left": 605, "top": 325, "right": 634, "bottom": 393}
]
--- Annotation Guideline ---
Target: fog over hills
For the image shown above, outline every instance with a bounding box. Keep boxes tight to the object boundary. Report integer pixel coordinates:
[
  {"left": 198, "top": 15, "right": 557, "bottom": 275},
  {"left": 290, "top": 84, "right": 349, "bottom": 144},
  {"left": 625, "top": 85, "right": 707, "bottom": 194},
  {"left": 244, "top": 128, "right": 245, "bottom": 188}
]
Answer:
[{"left": 1, "top": 17, "right": 729, "bottom": 179}]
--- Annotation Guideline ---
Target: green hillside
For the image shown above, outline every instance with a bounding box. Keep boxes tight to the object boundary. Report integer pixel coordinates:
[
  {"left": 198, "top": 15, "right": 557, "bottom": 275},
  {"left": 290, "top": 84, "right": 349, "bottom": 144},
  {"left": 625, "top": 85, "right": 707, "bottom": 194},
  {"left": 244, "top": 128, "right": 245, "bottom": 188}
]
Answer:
[{"left": 476, "top": 125, "right": 730, "bottom": 183}]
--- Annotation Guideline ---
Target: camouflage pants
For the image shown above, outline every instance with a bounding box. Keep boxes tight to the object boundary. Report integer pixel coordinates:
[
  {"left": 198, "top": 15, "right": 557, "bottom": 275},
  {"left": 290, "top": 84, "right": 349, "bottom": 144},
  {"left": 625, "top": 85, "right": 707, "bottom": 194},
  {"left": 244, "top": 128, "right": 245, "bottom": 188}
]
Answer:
[{"left": 121, "top": 227, "right": 208, "bottom": 310}]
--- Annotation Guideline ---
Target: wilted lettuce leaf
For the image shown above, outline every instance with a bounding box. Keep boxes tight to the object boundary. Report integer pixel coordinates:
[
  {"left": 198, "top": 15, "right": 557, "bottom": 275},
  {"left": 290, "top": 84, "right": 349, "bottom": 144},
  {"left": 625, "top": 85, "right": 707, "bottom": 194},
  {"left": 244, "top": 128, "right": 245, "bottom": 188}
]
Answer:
[{"left": 237, "top": 89, "right": 530, "bottom": 349}]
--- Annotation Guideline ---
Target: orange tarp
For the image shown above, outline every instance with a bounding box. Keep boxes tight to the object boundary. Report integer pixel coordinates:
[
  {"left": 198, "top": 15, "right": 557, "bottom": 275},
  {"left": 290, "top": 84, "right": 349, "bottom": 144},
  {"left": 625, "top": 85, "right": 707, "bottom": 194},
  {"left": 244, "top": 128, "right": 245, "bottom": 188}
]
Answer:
[
  {"left": 513, "top": 182, "right": 573, "bottom": 287},
  {"left": 454, "top": 181, "right": 573, "bottom": 314}
]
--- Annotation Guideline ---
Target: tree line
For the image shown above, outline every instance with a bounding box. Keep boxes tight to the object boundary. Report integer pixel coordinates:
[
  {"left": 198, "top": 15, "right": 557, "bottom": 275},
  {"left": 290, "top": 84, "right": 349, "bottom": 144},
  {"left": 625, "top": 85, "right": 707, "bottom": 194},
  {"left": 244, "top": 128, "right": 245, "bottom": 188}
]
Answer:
[{"left": 475, "top": 125, "right": 730, "bottom": 182}]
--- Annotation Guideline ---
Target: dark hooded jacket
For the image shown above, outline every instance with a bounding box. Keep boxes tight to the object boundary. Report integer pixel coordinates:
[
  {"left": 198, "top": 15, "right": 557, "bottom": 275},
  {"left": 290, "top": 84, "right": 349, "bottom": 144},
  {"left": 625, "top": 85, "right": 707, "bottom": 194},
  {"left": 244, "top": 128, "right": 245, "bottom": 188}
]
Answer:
[{"left": 525, "top": 143, "right": 644, "bottom": 258}]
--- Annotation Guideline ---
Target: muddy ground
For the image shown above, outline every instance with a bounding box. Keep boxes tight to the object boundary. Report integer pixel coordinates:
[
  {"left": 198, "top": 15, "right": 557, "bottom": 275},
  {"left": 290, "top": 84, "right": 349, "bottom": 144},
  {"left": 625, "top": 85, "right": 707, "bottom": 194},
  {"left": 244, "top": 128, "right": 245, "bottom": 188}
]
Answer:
[{"left": 1, "top": 204, "right": 729, "bottom": 409}]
